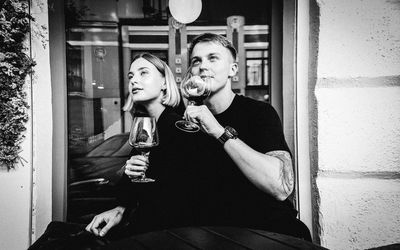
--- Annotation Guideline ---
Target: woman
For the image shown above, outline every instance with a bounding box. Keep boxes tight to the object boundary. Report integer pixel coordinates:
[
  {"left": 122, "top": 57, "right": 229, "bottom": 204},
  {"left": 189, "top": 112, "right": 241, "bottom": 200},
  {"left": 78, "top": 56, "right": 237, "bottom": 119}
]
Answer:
[{"left": 85, "top": 53, "right": 197, "bottom": 239}]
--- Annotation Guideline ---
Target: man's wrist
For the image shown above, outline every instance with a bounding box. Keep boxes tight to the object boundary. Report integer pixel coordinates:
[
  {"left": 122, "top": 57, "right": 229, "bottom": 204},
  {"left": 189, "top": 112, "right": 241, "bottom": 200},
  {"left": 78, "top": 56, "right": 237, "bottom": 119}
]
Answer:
[
  {"left": 217, "top": 126, "right": 239, "bottom": 144},
  {"left": 214, "top": 126, "right": 225, "bottom": 139}
]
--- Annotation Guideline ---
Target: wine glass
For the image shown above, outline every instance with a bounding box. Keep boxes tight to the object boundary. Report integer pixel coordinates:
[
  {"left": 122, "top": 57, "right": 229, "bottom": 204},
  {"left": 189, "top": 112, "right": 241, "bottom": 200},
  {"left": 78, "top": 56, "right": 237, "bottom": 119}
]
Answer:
[
  {"left": 175, "top": 74, "right": 211, "bottom": 132},
  {"left": 128, "top": 116, "right": 159, "bottom": 183}
]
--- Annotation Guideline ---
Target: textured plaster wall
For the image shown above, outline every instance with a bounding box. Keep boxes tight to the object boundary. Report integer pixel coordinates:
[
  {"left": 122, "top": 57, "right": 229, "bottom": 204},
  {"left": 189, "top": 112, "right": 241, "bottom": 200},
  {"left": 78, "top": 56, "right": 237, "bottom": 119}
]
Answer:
[
  {"left": 0, "top": 1, "right": 52, "bottom": 249},
  {"left": 317, "top": 86, "right": 400, "bottom": 173},
  {"left": 317, "top": 0, "right": 400, "bottom": 78},
  {"left": 317, "top": 178, "right": 400, "bottom": 250},
  {"left": 314, "top": 0, "right": 400, "bottom": 249}
]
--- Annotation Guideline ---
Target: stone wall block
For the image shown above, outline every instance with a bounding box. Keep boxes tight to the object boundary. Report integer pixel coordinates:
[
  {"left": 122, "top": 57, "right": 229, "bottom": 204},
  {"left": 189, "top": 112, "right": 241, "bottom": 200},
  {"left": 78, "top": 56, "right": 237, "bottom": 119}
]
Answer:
[
  {"left": 317, "top": 177, "right": 400, "bottom": 250},
  {"left": 316, "top": 84, "right": 400, "bottom": 172},
  {"left": 317, "top": 0, "right": 400, "bottom": 78}
]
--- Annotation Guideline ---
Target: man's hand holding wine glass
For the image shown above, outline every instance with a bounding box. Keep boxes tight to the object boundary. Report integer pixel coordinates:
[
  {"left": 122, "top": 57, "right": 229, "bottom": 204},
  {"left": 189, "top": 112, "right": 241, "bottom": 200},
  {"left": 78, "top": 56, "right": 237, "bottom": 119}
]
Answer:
[
  {"left": 175, "top": 75, "right": 211, "bottom": 132},
  {"left": 185, "top": 104, "right": 224, "bottom": 138}
]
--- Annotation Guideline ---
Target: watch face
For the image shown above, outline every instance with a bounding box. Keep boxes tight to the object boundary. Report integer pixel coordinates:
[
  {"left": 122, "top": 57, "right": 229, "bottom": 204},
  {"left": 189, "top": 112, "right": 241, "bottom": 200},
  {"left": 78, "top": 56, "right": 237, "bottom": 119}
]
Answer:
[{"left": 226, "top": 126, "right": 238, "bottom": 138}]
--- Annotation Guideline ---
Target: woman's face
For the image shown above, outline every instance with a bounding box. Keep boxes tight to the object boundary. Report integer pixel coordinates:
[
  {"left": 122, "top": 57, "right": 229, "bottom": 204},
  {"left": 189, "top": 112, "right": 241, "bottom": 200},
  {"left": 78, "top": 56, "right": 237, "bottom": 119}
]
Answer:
[{"left": 127, "top": 58, "right": 165, "bottom": 105}]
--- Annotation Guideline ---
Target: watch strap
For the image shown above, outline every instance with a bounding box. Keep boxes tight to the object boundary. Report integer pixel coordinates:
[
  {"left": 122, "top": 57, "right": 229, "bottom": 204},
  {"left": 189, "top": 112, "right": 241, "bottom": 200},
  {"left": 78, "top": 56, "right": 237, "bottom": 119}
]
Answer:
[{"left": 218, "top": 126, "right": 238, "bottom": 144}]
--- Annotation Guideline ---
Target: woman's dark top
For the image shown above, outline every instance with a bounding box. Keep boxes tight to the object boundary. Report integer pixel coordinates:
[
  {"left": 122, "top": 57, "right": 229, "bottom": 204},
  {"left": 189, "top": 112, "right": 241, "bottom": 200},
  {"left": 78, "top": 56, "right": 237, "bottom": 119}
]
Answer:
[{"left": 116, "top": 106, "right": 197, "bottom": 234}]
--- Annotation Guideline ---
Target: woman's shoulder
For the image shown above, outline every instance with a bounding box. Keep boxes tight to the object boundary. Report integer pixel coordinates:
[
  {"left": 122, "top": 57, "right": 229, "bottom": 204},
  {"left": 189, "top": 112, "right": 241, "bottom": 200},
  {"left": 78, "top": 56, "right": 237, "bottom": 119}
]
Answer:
[
  {"left": 159, "top": 106, "right": 182, "bottom": 127},
  {"left": 157, "top": 107, "right": 196, "bottom": 149},
  {"left": 158, "top": 107, "right": 191, "bottom": 137}
]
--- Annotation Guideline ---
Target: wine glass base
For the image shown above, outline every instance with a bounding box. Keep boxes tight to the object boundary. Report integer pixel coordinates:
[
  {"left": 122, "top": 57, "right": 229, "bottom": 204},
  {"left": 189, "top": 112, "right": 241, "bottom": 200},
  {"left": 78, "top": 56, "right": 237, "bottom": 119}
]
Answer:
[
  {"left": 175, "top": 120, "right": 200, "bottom": 133},
  {"left": 131, "top": 178, "right": 155, "bottom": 183}
]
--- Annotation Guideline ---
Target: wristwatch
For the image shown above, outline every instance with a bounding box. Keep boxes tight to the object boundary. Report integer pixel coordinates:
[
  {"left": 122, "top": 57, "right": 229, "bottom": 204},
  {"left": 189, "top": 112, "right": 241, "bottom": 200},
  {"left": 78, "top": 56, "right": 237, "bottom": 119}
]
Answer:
[{"left": 218, "top": 126, "right": 238, "bottom": 145}]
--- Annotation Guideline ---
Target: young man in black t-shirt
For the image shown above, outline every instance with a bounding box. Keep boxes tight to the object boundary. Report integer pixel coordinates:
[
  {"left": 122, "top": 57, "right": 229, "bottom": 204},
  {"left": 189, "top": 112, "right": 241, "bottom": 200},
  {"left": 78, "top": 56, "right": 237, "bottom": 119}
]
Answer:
[{"left": 184, "top": 33, "right": 312, "bottom": 241}]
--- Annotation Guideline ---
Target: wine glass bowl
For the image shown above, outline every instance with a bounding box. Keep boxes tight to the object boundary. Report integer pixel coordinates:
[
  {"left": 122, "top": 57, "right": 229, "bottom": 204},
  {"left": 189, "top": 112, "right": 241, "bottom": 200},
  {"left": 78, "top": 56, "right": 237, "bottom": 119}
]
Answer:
[
  {"left": 175, "top": 75, "right": 211, "bottom": 132},
  {"left": 181, "top": 75, "right": 210, "bottom": 103},
  {"left": 129, "top": 116, "right": 159, "bottom": 183}
]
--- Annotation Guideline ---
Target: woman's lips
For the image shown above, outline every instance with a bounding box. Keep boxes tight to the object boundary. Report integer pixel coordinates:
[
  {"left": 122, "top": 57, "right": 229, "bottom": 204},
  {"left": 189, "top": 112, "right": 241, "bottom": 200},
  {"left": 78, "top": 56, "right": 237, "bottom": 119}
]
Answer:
[{"left": 131, "top": 88, "right": 142, "bottom": 94}]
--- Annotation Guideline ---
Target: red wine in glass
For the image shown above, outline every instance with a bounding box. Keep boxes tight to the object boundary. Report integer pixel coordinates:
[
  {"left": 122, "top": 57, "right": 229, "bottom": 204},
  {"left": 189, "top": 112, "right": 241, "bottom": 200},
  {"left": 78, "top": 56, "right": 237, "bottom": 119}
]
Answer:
[{"left": 128, "top": 117, "right": 159, "bottom": 183}]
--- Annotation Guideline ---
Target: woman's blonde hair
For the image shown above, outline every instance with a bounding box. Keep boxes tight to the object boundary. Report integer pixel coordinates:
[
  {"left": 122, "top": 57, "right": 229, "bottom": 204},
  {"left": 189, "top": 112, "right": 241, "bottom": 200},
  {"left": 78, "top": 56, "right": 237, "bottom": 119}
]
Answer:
[{"left": 123, "top": 53, "right": 180, "bottom": 112}]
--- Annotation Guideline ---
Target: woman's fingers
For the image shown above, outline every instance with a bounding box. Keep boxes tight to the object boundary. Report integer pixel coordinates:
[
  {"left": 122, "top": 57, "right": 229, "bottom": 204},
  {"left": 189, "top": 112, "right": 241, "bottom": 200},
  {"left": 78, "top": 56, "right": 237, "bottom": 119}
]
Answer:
[
  {"left": 125, "top": 165, "right": 147, "bottom": 174},
  {"left": 125, "top": 155, "right": 148, "bottom": 178},
  {"left": 126, "top": 155, "right": 148, "bottom": 165},
  {"left": 86, "top": 216, "right": 104, "bottom": 236}
]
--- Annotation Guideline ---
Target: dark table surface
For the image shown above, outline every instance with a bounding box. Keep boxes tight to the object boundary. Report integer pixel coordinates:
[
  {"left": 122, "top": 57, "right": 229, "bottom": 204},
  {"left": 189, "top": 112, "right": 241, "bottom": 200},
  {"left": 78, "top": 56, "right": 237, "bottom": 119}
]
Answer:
[{"left": 105, "top": 226, "right": 328, "bottom": 250}]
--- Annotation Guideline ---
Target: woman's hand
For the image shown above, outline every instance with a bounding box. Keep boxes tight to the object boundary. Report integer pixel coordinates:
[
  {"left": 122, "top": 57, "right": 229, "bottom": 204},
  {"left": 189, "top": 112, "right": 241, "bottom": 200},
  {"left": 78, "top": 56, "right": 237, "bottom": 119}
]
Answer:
[
  {"left": 85, "top": 206, "right": 125, "bottom": 237},
  {"left": 124, "top": 155, "right": 149, "bottom": 179}
]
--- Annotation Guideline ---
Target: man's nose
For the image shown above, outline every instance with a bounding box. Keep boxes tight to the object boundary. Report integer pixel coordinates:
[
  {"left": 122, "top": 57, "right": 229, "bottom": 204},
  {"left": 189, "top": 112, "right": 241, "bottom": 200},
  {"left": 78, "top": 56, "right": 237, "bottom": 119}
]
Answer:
[{"left": 199, "top": 59, "right": 211, "bottom": 69}]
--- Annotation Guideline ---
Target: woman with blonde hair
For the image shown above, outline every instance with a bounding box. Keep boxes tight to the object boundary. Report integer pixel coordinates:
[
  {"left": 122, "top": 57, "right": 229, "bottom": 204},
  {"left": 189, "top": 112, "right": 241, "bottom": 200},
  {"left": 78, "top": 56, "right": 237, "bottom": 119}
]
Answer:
[
  {"left": 86, "top": 53, "right": 197, "bottom": 239},
  {"left": 122, "top": 53, "right": 180, "bottom": 114}
]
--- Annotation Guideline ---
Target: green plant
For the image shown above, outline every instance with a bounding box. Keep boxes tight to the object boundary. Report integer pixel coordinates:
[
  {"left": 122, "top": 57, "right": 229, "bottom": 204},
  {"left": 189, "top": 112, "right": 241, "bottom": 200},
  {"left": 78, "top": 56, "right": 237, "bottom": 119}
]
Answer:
[{"left": 0, "top": 0, "right": 36, "bottom": 169}]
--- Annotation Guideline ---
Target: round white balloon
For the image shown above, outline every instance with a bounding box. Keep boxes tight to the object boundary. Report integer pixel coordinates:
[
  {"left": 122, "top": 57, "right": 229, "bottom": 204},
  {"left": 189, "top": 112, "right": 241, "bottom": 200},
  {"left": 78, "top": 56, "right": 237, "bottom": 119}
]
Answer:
[{"left": 169, "top": 0, "right": 202, "bottom": 24}]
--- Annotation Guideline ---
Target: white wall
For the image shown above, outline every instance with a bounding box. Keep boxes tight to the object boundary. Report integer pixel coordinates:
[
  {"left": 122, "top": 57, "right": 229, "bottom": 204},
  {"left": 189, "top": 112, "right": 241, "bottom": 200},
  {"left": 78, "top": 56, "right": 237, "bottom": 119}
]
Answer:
[
  {"left": 0, "top": 1, "right": 52, "bottom": 249},
  {"left": 30, "top": 0, "right": 53, "bottom": 241},
  {"left": 312, "top": 0, "right": 400, "bottom": 249},
  {"left": 0, "top": 143, "right": 32, "bottom": 249}
]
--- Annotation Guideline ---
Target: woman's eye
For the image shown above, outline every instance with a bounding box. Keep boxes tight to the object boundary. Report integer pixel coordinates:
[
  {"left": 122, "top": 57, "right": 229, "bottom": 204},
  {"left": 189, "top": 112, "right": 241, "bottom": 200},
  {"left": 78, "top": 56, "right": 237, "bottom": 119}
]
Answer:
[
  {"left": 140, "top": 71, "right": 148, "bottom": 76},
  {"left": 128, "top": 74, "right": 133, "bottom": 79}
]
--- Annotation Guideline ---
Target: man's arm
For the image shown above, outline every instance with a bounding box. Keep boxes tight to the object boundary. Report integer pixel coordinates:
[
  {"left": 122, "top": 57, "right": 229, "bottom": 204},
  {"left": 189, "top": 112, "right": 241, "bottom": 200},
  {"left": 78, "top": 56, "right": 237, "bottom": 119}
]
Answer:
[
  {"left": 185, "top": 105, "right": 294, "bottom": 201},
  {"left": 223, "top": 139, "right": 294, "bottom": 201}
]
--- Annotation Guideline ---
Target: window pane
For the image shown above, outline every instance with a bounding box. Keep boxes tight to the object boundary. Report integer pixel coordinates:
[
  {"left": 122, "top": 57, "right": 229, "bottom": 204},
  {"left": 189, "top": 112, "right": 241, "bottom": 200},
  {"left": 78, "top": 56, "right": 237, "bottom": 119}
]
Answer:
[
  {"left": 67, "top": 0, "right": 118, "bottom": 22},
  {"left": 66, "top": 26, "right": 128, "bottom": 222},
  {"left": 264, "top": 61, "right": 269, "bottom": 86},
  {"left": 67, "top": 27, "right": 121, "bottom": 156},
  {"left": 247, "top": 60, "right": 262, "bottom": 86},
  {"left": 246, "top": 50, "right": 263, "bottom": 58}
]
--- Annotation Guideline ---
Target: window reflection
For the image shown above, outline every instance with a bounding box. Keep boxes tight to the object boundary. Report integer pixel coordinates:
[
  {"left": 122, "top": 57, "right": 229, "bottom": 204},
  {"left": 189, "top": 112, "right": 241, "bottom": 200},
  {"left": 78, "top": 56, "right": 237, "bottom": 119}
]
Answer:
[
  {"left": 246, "top": 49, "right": 269, "bottom": 87},
  {"left": 66, "top": 24, "right": 128, "bottom": 222},
  {"left": 67, "top": 27, "right": 121, "bottom": 157}
]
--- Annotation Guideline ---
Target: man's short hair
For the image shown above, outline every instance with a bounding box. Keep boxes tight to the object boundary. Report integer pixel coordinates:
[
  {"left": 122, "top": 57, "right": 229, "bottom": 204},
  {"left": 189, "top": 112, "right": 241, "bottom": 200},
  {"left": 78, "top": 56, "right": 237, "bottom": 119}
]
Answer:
[{"left": 188, "top": 33, "right": 237, "bottom": 61}]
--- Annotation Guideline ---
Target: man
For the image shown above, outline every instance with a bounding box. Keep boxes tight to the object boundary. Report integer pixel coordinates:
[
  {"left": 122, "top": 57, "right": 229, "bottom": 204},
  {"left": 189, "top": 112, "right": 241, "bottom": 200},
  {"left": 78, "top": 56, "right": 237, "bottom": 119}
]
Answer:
[{"left": 185, "top": 33, "right": 311, "bottom": 241}]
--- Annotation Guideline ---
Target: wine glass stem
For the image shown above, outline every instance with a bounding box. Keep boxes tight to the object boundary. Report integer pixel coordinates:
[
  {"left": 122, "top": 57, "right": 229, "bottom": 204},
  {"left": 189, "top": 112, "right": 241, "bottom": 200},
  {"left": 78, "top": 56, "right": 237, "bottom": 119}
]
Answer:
[
  {"left": 185, "top": 100, "right": 196, "bottom": 122},
  {"left": 141, "top": 152, "right": 149, "bottom": 180}
]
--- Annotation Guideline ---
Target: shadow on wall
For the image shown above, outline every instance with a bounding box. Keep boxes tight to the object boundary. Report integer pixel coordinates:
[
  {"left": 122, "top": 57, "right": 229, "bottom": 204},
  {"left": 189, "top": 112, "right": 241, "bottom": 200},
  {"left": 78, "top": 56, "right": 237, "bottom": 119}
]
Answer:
[{"left": 309, "top": 0, "right": 321, "bottom": 245}]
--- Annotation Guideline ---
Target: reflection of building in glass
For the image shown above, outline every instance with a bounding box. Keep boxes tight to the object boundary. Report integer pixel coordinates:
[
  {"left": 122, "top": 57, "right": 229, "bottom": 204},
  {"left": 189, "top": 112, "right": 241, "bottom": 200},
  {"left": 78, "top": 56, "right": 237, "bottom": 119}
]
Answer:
[
  {"left": 245, "top": 50, "right": 269, "bottom": 102},
  {"left": 246, "top": 50, "right": 268, "bottom": 87},
  {"left": 247, "top": 61, "right": 262, "bottom": 86}
]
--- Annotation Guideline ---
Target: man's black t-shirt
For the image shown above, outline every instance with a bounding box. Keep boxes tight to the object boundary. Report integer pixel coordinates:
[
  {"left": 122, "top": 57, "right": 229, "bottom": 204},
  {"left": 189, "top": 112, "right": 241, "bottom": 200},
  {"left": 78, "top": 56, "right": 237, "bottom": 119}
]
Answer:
[{"left": 193, "top": 94, "right": 298, "bottom": 229}]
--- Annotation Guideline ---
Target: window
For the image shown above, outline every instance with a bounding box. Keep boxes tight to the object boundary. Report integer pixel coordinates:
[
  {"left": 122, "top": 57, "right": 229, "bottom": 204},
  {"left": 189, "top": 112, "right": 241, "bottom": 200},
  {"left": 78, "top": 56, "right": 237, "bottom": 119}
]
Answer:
[
  {"left": 245, "top": 49, "right": 270, "bottom": 103},
  {"left": 246, "top": 50, "right": 269, "bottom": 87}
]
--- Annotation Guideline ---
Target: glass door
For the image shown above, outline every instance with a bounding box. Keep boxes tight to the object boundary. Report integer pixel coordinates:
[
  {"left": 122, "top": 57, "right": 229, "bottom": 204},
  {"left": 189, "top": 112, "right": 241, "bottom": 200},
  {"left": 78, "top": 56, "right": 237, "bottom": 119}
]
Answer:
[{"left": 66, "top": 24, "right": 132, "bottom": 222}]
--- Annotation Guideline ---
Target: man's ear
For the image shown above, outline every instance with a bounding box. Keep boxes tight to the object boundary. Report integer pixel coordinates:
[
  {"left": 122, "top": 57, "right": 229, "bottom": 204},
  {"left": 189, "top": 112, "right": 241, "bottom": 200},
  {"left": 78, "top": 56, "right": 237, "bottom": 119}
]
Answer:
[{"left": 229, "top": 62, "right": 238, "bottom": 77}]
